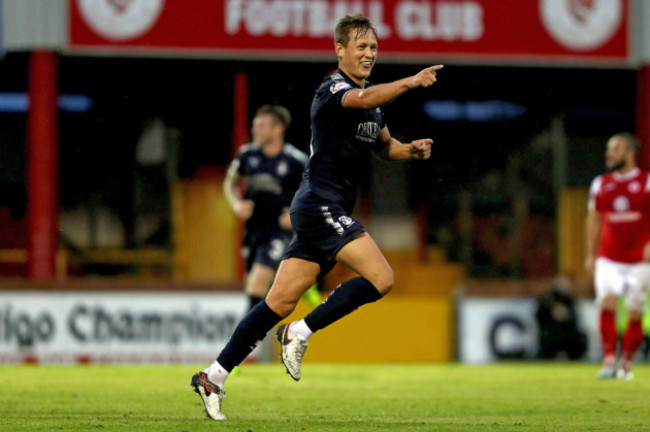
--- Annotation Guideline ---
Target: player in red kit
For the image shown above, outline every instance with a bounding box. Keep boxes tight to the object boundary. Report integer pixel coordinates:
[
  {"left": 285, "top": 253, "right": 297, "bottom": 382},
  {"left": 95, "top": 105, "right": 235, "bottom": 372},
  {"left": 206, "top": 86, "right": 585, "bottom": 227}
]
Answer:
[{"left": 585, "top": 132, "right": 650, "bottom": 380}]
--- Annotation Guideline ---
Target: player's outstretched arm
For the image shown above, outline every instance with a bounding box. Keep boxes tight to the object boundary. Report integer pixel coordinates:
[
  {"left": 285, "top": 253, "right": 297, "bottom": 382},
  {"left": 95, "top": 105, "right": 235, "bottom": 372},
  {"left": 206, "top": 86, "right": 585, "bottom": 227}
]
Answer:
[
  {"left": 374, "top": 127, "right": 432, "bottom": 161},
  {"left": 342, "top": 65, "right": 444, "bottom": 110}
]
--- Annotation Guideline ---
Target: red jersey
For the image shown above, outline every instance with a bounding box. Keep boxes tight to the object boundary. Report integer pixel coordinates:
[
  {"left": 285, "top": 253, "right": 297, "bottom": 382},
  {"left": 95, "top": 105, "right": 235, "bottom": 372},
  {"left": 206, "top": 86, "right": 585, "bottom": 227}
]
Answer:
[{"left": 588, "top": 168, "right": 650, "bottom": 263}]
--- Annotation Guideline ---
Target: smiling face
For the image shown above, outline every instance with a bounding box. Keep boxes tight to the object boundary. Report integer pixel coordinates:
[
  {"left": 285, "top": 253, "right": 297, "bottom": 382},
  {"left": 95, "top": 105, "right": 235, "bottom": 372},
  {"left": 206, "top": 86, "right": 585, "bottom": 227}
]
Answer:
[{"left": 335, "top": 27, "right": 378, "bottom": 87}]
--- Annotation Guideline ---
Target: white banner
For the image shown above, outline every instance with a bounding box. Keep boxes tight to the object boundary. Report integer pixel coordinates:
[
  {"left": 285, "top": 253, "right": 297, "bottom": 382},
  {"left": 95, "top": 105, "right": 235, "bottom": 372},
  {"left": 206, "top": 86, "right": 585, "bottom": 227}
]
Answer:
[
  {"left": 0, "top": 291, "right": 248, "bottom": 363},
  {"left": 458, "top": 297, "right": 602, "bottom": 363}
]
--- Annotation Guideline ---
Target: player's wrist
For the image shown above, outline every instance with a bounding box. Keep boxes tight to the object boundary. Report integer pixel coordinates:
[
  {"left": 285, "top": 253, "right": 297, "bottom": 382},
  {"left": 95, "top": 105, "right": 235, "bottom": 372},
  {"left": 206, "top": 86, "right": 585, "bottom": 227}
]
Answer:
[{"left": 405, "top": 76, "right": 418, "bottom": 90}]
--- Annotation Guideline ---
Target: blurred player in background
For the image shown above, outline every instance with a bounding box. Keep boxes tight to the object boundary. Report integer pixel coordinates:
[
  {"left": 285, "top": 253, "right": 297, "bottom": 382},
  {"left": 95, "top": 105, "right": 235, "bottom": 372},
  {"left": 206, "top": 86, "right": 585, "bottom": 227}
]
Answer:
[
  {"left": 223, "top": 105, "right": 319, "bottom": 315},
  {"left": 585, "top": 132, "right": 650, "bottom": 380},
  {"left": 191, "top": 14, "right": 442, "bottom": 420}
]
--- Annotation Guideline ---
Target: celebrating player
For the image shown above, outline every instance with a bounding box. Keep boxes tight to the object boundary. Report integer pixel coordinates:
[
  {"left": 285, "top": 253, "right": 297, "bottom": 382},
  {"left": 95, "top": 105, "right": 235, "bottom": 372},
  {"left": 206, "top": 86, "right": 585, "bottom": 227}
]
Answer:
[
  {"left": 585, "top": 132, "right": 650, "bottom": 380},
  {"left": 191, "top": 14, "right": 442, "bottom": 420}
]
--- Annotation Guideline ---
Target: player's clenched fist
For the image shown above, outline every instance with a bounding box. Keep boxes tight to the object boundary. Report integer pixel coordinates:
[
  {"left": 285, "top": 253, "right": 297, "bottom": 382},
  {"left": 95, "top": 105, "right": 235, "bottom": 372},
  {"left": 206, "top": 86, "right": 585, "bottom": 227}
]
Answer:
[
  {"left": 410, "top": 139, "right": 432, "bottom": 160},
  {"left": 408, "top": 65, "right": 444, "bottom": 89}
]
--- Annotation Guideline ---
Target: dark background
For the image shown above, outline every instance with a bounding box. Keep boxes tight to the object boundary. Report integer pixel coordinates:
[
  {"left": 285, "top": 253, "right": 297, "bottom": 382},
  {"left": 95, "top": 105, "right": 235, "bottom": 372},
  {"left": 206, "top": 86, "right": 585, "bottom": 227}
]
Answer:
[{"left": 0, "top": 52, "right": 638, "bottom": 276}]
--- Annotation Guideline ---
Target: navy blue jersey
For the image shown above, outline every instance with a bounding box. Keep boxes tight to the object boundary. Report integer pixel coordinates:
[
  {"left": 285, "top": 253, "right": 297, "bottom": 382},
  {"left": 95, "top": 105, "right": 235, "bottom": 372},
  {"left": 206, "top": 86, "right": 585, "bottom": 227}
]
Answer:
[
  {"left": 293, "top": 69, "right": 386, "bottom": 214},
  {"left": 228, "top": 142, "right": 308, "bottom": 229}
]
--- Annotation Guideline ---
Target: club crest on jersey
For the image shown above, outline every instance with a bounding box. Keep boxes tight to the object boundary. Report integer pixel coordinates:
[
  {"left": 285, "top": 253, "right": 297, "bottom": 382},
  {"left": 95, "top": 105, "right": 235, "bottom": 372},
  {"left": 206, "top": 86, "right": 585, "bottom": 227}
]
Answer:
[
  {"left": 330, "top": 81, "right": 352, "bottom": 94},
  {"left": 613, "top": 196, "right": 629, "bottom": 212},
  {"left": 628, "top": 181, "right": 641, "bottom": 193},
  {"left": 276, "top": 160, "right": 288, "bottom": 177},
  {"left": 356, "top": 122, "right": 379, "bottom": 143},
  {"left": 338, "top": 215, "right": 354, "bottom": 227},
  {"left": 249, "top": 156, "right": 260, "bottom": 168}
]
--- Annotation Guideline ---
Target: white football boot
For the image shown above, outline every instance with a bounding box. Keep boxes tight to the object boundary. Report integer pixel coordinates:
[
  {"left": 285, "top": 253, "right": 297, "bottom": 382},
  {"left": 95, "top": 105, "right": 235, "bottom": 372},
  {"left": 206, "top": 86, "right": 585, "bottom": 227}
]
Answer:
[
  {"left": 277, "top": 322, "right": 309, "bottom": 381},
  {"left": 190, "top": 372, "right": 226, "bottom": 420},
  {"left": 617, "top": 361, "right": 635, "bottom": 381}
]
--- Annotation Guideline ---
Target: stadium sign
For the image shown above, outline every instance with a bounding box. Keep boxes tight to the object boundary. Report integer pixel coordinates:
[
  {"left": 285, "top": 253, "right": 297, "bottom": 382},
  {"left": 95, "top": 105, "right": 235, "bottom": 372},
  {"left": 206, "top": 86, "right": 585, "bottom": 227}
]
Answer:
[
  {"left": 69, "top": 0, "right": 630, "bottom": 65},
  {"left": 0, "top": 291, "right": 247, "bottom": 363},
  {"left": 76, "top": 0, "right": 165, "bottom": 41},
  {"left": 457, "top": 297, "right": 602, "bottom": 363}
]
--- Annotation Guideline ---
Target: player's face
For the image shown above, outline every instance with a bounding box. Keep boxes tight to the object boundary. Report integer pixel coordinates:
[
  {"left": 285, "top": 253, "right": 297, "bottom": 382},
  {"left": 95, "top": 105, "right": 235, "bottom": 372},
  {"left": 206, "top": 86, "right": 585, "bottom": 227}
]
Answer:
[
  {"left": 336, "top": 28, "right": 378, "bottom": 85},
  {"left": 605, "top": 136, "right": 628, "bottom": 171},
  {"left": 252, "top": 114, "right": 280, "bottom": 146}
]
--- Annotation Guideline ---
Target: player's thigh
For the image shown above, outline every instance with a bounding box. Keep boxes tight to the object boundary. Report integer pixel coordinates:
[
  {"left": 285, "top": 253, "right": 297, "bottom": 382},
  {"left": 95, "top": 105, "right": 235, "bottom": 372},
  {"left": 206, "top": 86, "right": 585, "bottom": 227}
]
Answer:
[
  {"left": 623, "top": 263, "right": 650, "bottom": 313},
  {"left": 244, "top": 263, "right": 276, "bottom": 297},
  {"left": 335, "top": 233, "right": 393, "bottom": 295},
  {"left": 595, "top": 258, "right": 625, "bottom": 308},
  {"left": 266, "top": 257, "right": 320, "bottom": 317}
]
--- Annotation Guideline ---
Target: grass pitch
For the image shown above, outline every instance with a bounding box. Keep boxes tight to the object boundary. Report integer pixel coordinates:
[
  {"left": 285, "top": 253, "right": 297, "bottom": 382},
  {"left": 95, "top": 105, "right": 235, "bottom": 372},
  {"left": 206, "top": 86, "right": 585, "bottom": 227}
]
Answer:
[{"left": 1, "top": 362, "right": 649, "bottom": 431}]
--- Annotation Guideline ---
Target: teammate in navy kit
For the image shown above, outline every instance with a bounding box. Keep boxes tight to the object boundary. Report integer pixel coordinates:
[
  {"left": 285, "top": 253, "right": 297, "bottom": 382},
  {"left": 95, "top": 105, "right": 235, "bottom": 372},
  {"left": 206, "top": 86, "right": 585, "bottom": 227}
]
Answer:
[
  {"left": 223, "top": 105, "right": 308, "bottom": 312},
  {"left": 191, "top": 14, "right": 443, "bottom": 420}
]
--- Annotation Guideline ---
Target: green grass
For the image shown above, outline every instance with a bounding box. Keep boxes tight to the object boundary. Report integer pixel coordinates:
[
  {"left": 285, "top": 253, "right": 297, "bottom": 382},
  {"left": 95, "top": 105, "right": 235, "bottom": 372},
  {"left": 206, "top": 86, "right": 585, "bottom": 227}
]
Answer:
[{"left": 1, "top": 362, "right": 649, "bottom": 431}]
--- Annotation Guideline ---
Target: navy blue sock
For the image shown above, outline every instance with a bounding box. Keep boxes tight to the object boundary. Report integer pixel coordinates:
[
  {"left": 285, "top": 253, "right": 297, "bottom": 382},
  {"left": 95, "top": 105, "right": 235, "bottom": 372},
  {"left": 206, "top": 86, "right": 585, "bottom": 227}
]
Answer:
[
  {"left": 248, "top": 295, "right": 264, "bottom": 311},
  {"left": 304, "top": 277, "right": 382, "bottom": 333},
  {"left": 217, "top": 300, "right": 282, "bottom": 372}
]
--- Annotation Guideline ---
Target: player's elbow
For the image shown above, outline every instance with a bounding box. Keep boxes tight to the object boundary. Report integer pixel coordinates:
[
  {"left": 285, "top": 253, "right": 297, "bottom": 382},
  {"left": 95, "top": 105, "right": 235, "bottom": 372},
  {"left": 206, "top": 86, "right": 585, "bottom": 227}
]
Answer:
[
  {"left": 345, "top": 90, "right": 380, "bottom": 110},
  {"left": 372, "top": 148, "right": 391, "bottom": 161},
  {"left": 356, "top": 98, "right": 377, "bottom": 110},
  {"left": 345, "top": 98, "right": 375, "bottom": 110}
]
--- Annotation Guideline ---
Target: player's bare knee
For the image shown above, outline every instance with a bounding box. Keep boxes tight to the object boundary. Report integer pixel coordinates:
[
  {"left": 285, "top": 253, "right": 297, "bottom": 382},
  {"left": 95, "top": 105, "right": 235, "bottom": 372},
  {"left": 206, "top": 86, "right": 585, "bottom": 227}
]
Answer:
[
  {"left": 601, "top": 295, "right": 618, "bottom": 310},
  {"left": 629, "top": 309, "right": 644, "bottom": 321},
  {"left": 373, "top": 271, "right": 394, "bottom": 296},
  {"left": 266, "top": 296, "right": 299, "bottom": 318}
]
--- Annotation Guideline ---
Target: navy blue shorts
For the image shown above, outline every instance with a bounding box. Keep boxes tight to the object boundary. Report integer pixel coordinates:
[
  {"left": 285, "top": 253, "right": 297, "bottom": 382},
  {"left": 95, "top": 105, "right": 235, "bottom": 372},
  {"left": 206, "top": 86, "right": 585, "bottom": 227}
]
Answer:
[
  {"left": 283, "top": 204, "right": 366, "bottom": 277},
  {"left": 241, "top": 227, "right": 292, "bottom": 272}
]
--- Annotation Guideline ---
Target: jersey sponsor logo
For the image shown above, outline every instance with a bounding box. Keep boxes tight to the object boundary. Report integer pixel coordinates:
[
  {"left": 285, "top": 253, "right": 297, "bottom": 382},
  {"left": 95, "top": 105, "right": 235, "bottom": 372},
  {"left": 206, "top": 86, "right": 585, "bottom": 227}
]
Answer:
[
  {"left": 356, "top": 122, "right": 380, "bottom": 143},
  {"left": 330, "top": 81, "right": 352, "bottom": 94},
  {"left": 248, "top": 173, "right": 282, "bottom": 195},
  {"left": 338, "top": 215, "right": 355, "bottom": 227},
  {"left": 539, "top": 0, "right": 622, "bottom": 51},
  {"left": 77, "top": 0, "right": 165, "bottom": 41},
  {"left": 608, "top": 195, "right": 642, "bottom": 223},
  {"left": 607, "top": 212, "right": 641, "bottom": 223}
]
